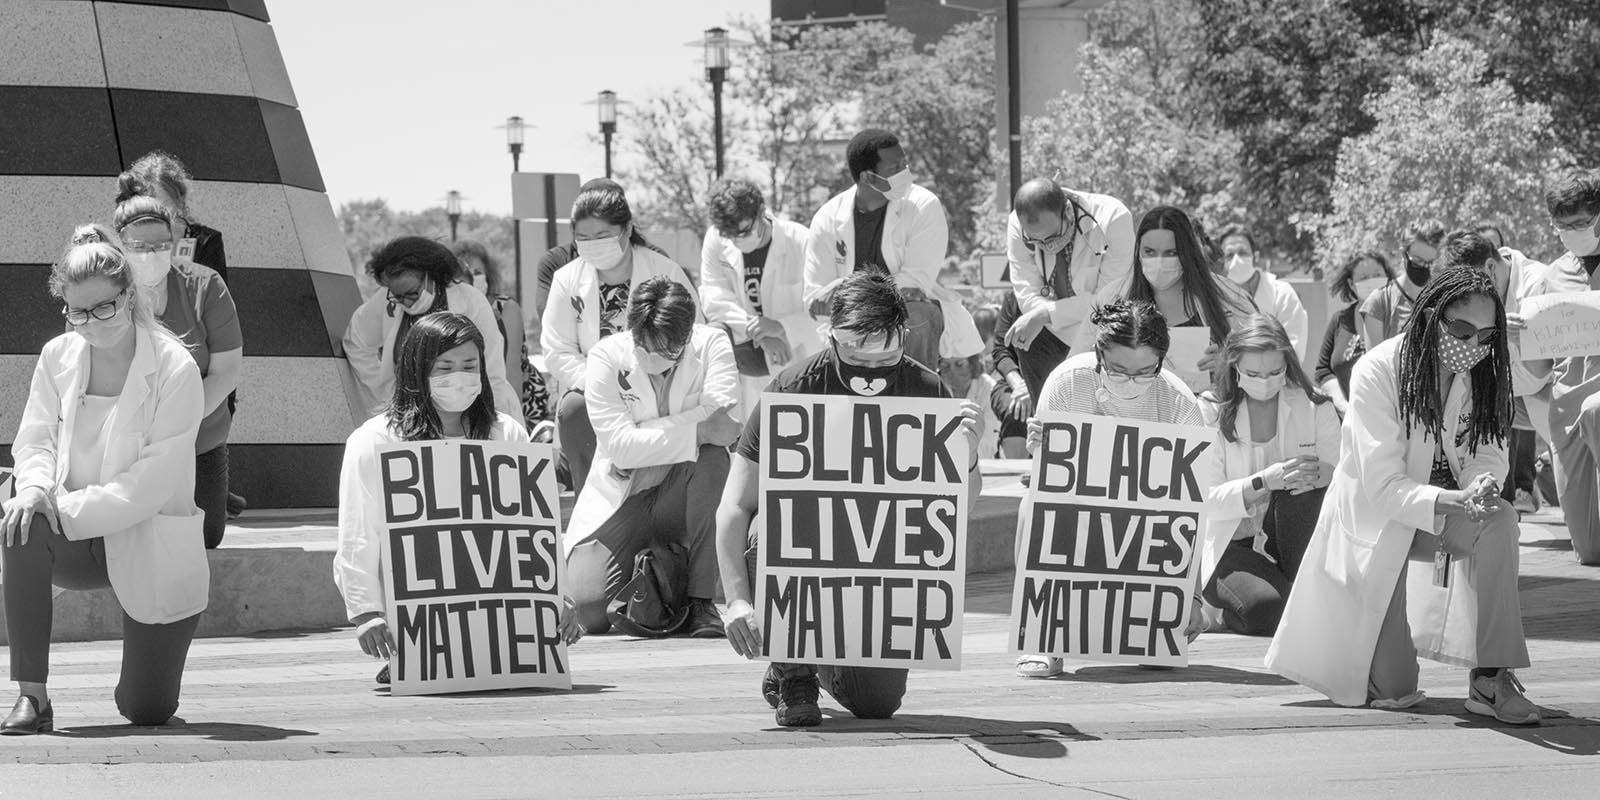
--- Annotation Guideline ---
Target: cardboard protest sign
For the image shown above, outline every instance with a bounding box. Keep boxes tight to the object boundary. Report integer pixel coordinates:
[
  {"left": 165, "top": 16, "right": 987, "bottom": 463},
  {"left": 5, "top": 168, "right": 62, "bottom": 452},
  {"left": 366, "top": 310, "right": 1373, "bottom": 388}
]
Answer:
[
  {"left": 1163, "top": 327, "right": 1213, "bottom": 392},
  {"left": 376, "top": 440, "right": 570, "bottom": 695},
  {"left": 757, "top": 393, "right": 971, "bottom": 670},
  {"left": 1520, "top": 291, "right": 1600, "bottom": 360},
  {"left": 1010, "top": 412, "right": 1213, "bottom": 667}
]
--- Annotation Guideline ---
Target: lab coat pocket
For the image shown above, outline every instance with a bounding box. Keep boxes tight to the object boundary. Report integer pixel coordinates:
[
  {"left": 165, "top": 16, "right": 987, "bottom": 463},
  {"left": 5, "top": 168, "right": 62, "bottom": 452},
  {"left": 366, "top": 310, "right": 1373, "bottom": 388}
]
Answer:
[{"left": 150, "top": 511, "right": 210, "bottom": 620}]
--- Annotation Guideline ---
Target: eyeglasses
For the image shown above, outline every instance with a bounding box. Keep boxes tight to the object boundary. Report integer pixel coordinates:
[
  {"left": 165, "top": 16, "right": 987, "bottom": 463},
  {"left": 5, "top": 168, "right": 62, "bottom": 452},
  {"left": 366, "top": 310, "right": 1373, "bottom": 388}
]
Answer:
[
  {"left": 1439, "top": 318, "right": 1498, "bottom": 345},
  {"left": 1553, "top": 213, "right": 1599, "bottom": 232},
  {"left": 387, "top": 288, "right": 423, "bottom": 306},
  {"left": 1099, "top": 359, "right": 1161, "bottom": 384},
  {"left": 722, "top": 214, "right": 766, "bottom": 239},
  {"left": 832, "top": 326, "right": 906, "bottom": 355},
  {"left": 122, "top": 239, "right": 173, "bottom": 254},
  {"left": 1022, "top": 218, "right": 1071, "bottom": 249},
  {"left": 62, "top": 293, "right": 125, "bottom": 326}
]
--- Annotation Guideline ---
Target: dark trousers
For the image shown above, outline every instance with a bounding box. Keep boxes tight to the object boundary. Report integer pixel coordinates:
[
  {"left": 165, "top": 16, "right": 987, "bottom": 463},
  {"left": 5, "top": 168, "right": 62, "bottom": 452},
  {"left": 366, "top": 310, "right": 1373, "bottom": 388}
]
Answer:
[
  {"left": 195, "top": 444, "right": 228, "bottom": 549},
  {"left": 903, "top": 297, "right": 944, "bottom": 372},
  {"left": 1203, "top": 487, "right": 1325, "bottom": 636},
  {"left": 1500, "top": 427, "right": 1536, "bottom": 502},
  {"left": 3, "top": 515, "right": 200, "bottom": 725},
  {"left": 1013, "top": 329, "right": 1071, "bottom": 401},
  {"left": 568, "top": 445, "right": 729, "bottom": 634},
  {"left": 744, "top": 519, "right": 907, "bottom": 719},
  {"left": 556, "top": 390, "right": 597, "bottom": 494}
]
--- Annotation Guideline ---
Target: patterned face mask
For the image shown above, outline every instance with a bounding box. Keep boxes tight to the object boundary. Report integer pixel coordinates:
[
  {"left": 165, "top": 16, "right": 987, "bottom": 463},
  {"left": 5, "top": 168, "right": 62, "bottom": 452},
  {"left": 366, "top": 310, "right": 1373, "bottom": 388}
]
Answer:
[{"left": 1437, "top": 322, "right": 1491, "bottom": 374}]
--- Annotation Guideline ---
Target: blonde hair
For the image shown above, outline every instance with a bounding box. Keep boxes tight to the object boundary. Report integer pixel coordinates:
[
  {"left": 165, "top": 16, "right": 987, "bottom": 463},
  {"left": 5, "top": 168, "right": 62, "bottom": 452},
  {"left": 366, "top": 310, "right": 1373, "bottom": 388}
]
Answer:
[{"left": 51, "top": 224, "right": 162, "bottom": 333}]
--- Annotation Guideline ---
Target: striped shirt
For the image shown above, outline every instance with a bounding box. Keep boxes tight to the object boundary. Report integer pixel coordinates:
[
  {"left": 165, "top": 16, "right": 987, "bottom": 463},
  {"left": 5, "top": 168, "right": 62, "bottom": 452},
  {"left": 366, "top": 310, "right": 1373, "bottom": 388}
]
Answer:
[{"left": 1039, "top": 351, "right": 1203, "bottom": 426}]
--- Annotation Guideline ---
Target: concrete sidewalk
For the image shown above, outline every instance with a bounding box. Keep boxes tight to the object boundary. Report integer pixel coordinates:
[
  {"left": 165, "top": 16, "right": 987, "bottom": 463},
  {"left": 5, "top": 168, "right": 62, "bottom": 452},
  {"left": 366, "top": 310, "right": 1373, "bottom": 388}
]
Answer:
[{"left": 3, "top": 504, "right": 1598, "bottom": 797}]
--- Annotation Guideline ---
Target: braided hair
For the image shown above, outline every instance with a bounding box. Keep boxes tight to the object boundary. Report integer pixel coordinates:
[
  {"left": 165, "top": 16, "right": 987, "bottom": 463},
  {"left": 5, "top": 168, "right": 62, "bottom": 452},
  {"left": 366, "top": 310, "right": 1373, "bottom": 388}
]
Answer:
[{"left": 1395, "top": 266, "right": 1510, "bottom": 454}]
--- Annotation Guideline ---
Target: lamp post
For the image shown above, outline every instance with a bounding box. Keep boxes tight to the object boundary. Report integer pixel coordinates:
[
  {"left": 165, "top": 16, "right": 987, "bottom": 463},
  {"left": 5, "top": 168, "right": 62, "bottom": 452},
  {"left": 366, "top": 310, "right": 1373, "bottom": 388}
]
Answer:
[
  {"left": 703, "top": 27, "right": 730, "bottom": 179},
  {"left": 504, "top": 115, "right": 526, "bottom": 300},
  {"left": 445, "top": 190, "right": 461, "bottom": 242},
  {"left": 598, "top": 90, "right": 618, "bottom": 179}
]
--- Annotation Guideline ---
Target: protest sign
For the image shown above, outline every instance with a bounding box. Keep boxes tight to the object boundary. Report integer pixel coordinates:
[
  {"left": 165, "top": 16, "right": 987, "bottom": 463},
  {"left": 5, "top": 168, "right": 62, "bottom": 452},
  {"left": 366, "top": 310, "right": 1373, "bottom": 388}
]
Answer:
[
  {"left": 757, "top": 394, "right": 971, "bottom": 670},
  {"left": 1163, "top": 327, "right": 1213, "bottom": 392},
  {"left": 1010, "top": 412, "right": 1213, "bottom": 667},
  {"left": 0, "top": 466, "right": 12, "bottom": 501},
  {"left": 1520, "top": 291, "right": 1600, "bottom": 360},
  {"left": 377, "top": 440, "right": 570, "bottom": 695}
]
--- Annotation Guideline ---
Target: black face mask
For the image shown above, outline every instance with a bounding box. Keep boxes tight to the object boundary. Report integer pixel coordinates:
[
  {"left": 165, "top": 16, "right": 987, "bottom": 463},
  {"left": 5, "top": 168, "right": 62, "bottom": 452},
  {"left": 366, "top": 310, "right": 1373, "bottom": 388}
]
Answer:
[
  {"left": 1405, "top": 257, "right": 1431, "bottom": 287},
  {"left": 832, "top": 346, "right": 899, "bottom": 397}
]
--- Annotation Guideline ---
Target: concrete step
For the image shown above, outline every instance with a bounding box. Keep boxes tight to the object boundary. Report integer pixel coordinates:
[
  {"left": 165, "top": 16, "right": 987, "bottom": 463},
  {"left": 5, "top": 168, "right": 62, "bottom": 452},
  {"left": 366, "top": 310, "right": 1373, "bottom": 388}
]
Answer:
[{"left": 1, "top": 460, "right": 1032, "bottom": 643}]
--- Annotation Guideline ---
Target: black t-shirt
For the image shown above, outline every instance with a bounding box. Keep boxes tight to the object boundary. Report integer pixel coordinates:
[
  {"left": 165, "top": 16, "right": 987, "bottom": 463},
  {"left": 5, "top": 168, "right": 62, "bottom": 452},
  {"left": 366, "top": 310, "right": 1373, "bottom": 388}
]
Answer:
[
  {"left": 853, "top": 203, "right": 889, "bottom": 272},
  {"left": 742, "top": 242, "right": 771, "bottom": 316},
  {"left": 736, "top": 348, "right": 950, "bottom": 463}
]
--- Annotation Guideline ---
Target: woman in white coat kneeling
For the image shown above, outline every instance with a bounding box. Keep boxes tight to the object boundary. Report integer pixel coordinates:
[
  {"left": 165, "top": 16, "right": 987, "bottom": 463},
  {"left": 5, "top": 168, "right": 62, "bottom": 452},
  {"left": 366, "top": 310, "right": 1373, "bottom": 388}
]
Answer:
[
  {"left": 1267, "top": 267, "right": 1539, "bottom": 725},
  {"left": 2, "top": 226, "right": 208, "bottom": 733}
]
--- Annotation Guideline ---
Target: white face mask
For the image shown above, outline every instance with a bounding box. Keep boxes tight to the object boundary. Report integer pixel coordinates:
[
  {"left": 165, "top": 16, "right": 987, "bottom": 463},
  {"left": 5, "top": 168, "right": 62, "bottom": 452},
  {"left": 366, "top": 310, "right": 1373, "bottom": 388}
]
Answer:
[
  {"left": 127, "top": 251, "right": 172, "bottom": 288},
  {"left": 1226, "top": 253, "right": 1256, "bottom": 284},
  {"left": 1144, "top": 256, "right": 1184, "bottom": 290},
  {"left": 1353, "top": 277, "right": 1388, "bottom": 302},
  {"left": 733, "top": 222, "right": 766, "bottom": 254},
  {"left": 471, "top": 274, "right": 489, "bottom": 295},
  {"left": 399, "top": 286, "right": 435, "bottom": 316},
  {"left": 74, "top": 300, "right": 134, "bottom": 349},
  {"left": 878, "top": 168, "right": 914, "bottom": 201},
  {"left": 1237, "top": 372, "right": 1286, "bottom": 401},
  {"left": 1559, "top": 222, "right": 1600, "bottom": 258},
  {"left": 576, "top": 235, "right": 627, "bottom": 270},
  {"left": 429, "top": 371, "right": 481, "bottom": 413},
  {"left": 1100, "top": 371, "right": 1158, "bottom": 401}
]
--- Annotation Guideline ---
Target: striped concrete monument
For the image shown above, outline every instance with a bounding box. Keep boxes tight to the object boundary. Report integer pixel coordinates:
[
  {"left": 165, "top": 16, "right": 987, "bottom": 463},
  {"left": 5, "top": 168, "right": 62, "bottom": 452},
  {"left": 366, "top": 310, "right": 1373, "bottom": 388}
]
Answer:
[{"left": 0, "top": 0, "right": 362, "bottom": 508}]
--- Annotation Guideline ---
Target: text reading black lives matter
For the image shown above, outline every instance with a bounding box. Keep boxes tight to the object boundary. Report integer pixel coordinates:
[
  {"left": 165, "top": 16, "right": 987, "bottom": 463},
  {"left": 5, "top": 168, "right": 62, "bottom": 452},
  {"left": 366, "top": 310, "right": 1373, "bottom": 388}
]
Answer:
[
  {"left": 379, "top": 441, "right": 571, "bottom": 694},
  {"left": 759, "top": 394, "right": 971, "bottom": 670}
]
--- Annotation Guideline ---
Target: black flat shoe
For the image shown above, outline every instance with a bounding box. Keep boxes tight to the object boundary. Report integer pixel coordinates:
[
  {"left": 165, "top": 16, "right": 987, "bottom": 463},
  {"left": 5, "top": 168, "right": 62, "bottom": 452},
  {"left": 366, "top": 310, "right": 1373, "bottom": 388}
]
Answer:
[
  {"left": 0, "top": 696, "right": 53, "bottom": 735},
  {"left": 376, "top": 664, "right": 390, "bottom": 685}
]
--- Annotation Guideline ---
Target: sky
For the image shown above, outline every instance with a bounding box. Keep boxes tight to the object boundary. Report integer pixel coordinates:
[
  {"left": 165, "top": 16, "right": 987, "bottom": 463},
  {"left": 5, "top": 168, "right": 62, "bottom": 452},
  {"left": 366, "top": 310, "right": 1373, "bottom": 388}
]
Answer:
[{"left": 271, "top": 0, "right": 766, "bottom": 216}]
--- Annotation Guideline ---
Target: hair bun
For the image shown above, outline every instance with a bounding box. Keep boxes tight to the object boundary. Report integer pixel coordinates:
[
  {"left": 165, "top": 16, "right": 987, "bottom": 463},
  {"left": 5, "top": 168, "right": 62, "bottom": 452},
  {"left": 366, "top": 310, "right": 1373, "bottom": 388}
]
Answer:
[{"left": 70, "top": 224, "right": 107, "bottom": 246}]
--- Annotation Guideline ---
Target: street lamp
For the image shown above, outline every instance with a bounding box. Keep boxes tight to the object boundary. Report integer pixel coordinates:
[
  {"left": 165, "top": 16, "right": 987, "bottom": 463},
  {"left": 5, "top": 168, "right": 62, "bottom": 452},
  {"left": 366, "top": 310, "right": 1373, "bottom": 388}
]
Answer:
[
  {"left": 505, "top": 115, "right": 527, "bottom": 172},
  {"left": 703, "top": 27, "right": 730, "bottom": 179},
  {"left": 445, "top": 190, "right": 462, "bottom": 242},
  {"left": 598, "top": 90, "right": 618, "bottom": 179}
]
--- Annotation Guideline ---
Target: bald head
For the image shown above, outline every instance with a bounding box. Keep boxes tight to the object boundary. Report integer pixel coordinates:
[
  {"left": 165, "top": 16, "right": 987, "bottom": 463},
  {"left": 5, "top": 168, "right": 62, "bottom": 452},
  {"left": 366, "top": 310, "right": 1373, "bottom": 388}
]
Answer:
[{"left": 1014, "top": 178, "right": 1067, "bottom": 223}]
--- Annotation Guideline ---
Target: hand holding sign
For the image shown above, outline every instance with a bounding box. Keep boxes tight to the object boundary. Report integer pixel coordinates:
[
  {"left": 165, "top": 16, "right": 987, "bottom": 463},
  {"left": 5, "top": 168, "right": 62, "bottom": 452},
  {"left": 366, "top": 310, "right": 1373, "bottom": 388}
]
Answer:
[{"left": 355, "top": 613, "right": 397, "bottom": 660}]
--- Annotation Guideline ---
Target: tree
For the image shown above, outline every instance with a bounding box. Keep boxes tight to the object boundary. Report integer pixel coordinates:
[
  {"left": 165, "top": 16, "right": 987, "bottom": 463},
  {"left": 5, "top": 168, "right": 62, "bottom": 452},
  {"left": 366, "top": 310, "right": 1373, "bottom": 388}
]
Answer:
[{"left": 1305, "top": 34, "right": 1570, "bottom": 272}]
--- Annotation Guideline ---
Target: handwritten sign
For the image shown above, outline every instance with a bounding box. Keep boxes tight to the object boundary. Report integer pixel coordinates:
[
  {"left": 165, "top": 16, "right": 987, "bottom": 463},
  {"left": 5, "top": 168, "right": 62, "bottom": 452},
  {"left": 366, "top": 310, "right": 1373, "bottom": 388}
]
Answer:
[
  {"left": 757, "top": 394, "right": 971, "bottom": 670},
  {"left": 1010, "top": 413, "right": 1213, "bottom": 667},
  {"left": 1520, "top": 291, "right": 1600, "bottom": 360},
  {"left": 1164, "top": 327, "right": 1213, "bottom": 392},
  {"left": 377, "top": 441, "right": 570, "bottom": 695}
]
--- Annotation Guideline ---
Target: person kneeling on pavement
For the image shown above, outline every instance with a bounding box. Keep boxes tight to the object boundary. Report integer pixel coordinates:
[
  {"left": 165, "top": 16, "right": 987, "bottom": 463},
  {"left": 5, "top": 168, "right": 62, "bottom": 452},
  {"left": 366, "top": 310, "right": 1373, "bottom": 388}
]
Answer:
[
  {"left": 565, "top": 276, "right": 741, "bottom": 638},
  {"left": 715, "top": 267, "right": 982, "bottom": 727}
]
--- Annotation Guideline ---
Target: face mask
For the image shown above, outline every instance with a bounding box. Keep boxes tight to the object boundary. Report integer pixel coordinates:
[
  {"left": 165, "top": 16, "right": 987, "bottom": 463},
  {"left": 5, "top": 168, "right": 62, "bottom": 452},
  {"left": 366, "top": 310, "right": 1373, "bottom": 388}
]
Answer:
[
  {"left": 576, "top": 235, "right": 627, "bottom": 270},
  {"left": 1100, "top": 371, "right": 1157, "bottom": 402},
  {"left": 1405, "top": 257, "right": 1431, "bottom": 287},
  {"left": 1437, "top": 326, "right": 1491, "bottom": 374},
  {"left": 1559, "top": 222, "right": 1600, "bottom": 258},
  {"left": 127, "top": 250, "right": 172, "bottom": 288},
  {"left": 1226, "top": 254, "right": 1256, "bottom": 284},
  {"left": 832, "top": 344, "right": 899, "bottom": 396},
  {"left": 428, "top": 371, "right": 482, "bottom": 413},
  {"left": 471, "top": 274, "right": 489, "bottom": 295},
  {"left": 74, "top": 300, "right": 133, "bottom": 349},
  {"left": 399, "top": 285, "right": 435, "bottom": 316},
  {"left": 1144, "top": 256, "right": 1184, "bottom": 290},
  {"left": 1353, "top": 277, "right": 1388, "bottom": 302},
  {"left": 878, "top": 168, "right": 914, "bottom": 202},
  {"left": 1237, "top": 372, "right": 1285, "bottom": 401}
]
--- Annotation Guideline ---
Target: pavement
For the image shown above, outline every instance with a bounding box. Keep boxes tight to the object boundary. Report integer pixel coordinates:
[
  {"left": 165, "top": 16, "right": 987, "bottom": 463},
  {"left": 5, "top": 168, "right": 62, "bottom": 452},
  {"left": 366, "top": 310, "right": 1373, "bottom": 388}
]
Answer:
[{"left": 2, "top": 498, "right": 1599, "bottom": 797}]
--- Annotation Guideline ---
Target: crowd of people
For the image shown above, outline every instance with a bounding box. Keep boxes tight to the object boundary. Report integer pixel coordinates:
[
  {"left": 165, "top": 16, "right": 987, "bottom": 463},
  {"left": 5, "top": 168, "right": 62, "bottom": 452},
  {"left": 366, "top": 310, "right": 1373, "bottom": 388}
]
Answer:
[{"left": 6, "top": 132, "right": 1600, "bottom": 735}]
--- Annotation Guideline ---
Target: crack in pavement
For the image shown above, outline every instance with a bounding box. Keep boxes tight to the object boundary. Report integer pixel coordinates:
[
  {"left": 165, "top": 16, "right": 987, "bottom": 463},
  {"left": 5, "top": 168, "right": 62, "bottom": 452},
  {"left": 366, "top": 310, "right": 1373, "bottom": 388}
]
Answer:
[{"left": 956, "top": 738, "right": 1134, "bottom": 799}]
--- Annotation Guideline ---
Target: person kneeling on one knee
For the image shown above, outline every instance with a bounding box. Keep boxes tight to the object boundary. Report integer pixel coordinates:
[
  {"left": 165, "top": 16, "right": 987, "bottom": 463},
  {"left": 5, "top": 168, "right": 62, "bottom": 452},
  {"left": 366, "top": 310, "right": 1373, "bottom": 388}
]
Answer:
[{"left": 564, "top": 276, "right": 740, "bottom": 639}]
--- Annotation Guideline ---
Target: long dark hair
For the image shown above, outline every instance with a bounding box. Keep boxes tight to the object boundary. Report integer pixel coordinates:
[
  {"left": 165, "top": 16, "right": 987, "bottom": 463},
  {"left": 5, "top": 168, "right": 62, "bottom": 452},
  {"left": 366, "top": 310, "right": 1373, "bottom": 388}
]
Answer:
[
  {"left": 1395, "top": 267, "right": 1510, "bottom": 454},
  {"left": 386, "top": 312, "right": 496, "bottom": 441},
  {"left": 1125, "top": 206, "right": 1253, "bottom": 347},
  {"left": 1212, "top": 315, "right": 1329, "bottom": 444}
]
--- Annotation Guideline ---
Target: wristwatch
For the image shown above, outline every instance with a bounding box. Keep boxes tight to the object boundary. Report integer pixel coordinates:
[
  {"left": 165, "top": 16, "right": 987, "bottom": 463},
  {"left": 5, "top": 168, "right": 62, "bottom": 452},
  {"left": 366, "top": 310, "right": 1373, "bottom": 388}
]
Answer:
[{"left": 1251, "top": 475, "right": 1266, "bottom": 492}]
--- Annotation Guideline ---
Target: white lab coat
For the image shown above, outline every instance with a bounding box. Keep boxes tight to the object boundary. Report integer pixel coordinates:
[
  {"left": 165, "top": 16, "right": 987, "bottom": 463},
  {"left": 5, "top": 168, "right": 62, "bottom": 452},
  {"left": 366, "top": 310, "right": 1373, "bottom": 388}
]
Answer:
[
  {"left": 540, "top": 247, "right": 703, "bottom": 395},
  {"left": 343, "top": 281, "right": 519, "bottom": 419},
  {"left": 1005, "top": 190, "right": 1134, "bottom": 347},
  {"left": 1248, "top": 271, "right": 1310, "bottom": 361},
  {"left": 8, "top": 326, "right": 209, "bottom": 625},
  {"left": 1196, "top": 388, "right": 1342, "bottom": 539},
  {"left": 563, "top": 325, "right": 740, "bottom": 555},
  {"left": 332, "top": 411, "right": 531, "bottom": 622},
  {"left": 1266, "top": 337, "right": 1508, "bottom": 706},
  {"left": 803, "top": 184, "right": 984, "bottom": 359}
]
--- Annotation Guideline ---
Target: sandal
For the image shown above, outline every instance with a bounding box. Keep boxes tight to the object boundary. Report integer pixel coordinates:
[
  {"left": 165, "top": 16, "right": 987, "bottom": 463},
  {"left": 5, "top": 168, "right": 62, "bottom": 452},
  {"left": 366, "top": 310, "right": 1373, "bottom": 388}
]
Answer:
[{"left": 1015, "top": 655, "right": 1063, "bottom": 678}]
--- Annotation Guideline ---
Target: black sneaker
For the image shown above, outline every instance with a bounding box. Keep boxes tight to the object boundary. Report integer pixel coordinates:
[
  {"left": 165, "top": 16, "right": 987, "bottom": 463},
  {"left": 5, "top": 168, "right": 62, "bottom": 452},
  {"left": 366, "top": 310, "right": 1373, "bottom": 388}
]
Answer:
[
  {"left": 762, "top": 665, "right": 780, "bottom": 709},
  {"left": 375, "top": 664, "right": 390, "bottom": 685},
  {"left": 686, "top": 599, "right": 725, "bottom": 638},
  {"left": 774, "top": 672, "right": 821, "bottom": 727}
]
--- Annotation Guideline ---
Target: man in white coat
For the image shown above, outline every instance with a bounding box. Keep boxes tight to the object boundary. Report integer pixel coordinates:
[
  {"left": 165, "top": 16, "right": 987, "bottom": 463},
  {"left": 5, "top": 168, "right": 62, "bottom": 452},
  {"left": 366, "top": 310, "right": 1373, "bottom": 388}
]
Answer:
[
  {"left": 1217, "top": 227, "right": 1309, "bottom": 361},
  {"left": 700, "top": 178, "right": 822, "bottom": 415},
  {"left": 803, "top": 129, "right": 983, "bottom": 372},
  {"left": 564, "top": 277, "right": 742, "bottom": 639},
  {"left": 1267, "top": 267, "right": 1539, "bottom": 725}
]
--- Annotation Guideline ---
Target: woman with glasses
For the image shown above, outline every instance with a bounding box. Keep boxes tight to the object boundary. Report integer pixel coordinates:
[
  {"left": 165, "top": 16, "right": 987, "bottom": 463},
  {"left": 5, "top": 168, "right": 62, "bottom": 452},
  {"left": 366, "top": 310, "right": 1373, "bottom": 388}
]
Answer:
[
  {"left": 1016, "top": 299, "right": 1234, "bottom": 678},
  {"left": 1269, "top": 267, "right": 1539, "bottom": 725},
  {"left": 112, "top": 196, "right": 242, "bottom": 550},
  {"left": 1359, "top": 219, "right": 1447, "bottom": 350},
  {"left": 344, "top": 236, "right": 519, "bottom": 420},
  {"left": 1195, "top": 315, "right": 1340, "bottom": 636},
  {"left": 2, "top": 226, "right": 208, "bottom": 734}
]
